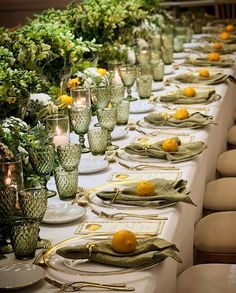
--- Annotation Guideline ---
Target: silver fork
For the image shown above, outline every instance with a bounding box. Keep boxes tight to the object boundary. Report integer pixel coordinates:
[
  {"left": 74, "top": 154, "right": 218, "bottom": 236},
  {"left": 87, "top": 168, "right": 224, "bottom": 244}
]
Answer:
[
  {"left": 118, "top": 161, "right": 178, "bottom": 171},
  {"left": 91, "top": 209, "right": 168, "bottom": 221}
]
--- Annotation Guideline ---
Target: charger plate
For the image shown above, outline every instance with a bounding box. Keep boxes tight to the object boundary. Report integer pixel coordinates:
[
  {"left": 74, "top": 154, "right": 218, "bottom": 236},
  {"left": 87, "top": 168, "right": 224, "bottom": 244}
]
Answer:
[{"left": 44, "top": 234, "right": 161, "bottom": 276}]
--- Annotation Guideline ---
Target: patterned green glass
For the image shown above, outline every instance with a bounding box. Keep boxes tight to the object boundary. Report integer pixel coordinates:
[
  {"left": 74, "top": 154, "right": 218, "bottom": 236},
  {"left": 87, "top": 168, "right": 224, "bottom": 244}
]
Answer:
[
  {"left": 54, "top": 166, "right": 78, "bottom": 200},
  {"left": 97, "top": 108, "right": 118, "bottom": 149},
  {"left": 136, "top": 50, "right": 151, "bottom": 65},
  {"left": 91, "top": 86, "right": 110, "bottom": 110},
  {"left": 18, "top": 188, "right": 47, "bottom": 221},
  {"left": 138, "top": 63, "right": 152, "bottom": 76},
  {"left": 186, "top": 27, "right": 193, "bottom": 43},
  {"left": 116, "top": 101, "right": 130, "bottom": 125},
  {"left": 136, "top": 75, "right": 153, "bottom": 99},
  {"left": 161, "top": 46, "right": 173, "bottom": 65},
  {"left": 110, "top": 84, "right": 125, "bottom": 105},
  {"left": 69, "top": 106, "right": 91, "bottom": 153},
  {"left": 119, "top": 65, "right": 137, "bottom": 102},
  {"left": 88, "top": 127, "right": 108, "bottom": 155},
  {"left": 151, "top": 50, "right": 162, "bottom": 62},
  {"left": 57, "top": 143, "right": 81, "bottom": 171},
  {"left": 174, "top": 36, "right": 184, "bottom": 52},
  {"left": 161, "top": 34, "right": 173, "bottom": 48},
  {"left": 151, "top": 61, "right": 165, "bottom": 82},
  {"left": 29, "top": 144, "right": 56, "bottom": 197},
  {"left": 10, "top": 219, "right": 39, "bottom": 260},
  {"left": 0, "top": 188, "right": 16, "bottom": 219},
  {"left": 193, "top": 19, "right": 203, "bottom": 34},
  {"left": 150, "top": 35, "right": 162, "bottom": 50}
]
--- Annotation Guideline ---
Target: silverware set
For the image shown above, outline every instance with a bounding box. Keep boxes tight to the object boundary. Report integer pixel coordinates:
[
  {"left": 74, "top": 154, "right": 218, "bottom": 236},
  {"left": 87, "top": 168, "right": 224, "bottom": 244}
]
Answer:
[{"left": 118, "top": 161, "right": 179, "bottom": 171}]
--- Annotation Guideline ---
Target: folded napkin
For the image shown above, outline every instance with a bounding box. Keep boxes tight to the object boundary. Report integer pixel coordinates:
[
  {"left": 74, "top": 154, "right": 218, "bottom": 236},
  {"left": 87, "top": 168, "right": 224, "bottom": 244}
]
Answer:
[
  {"left": 194, "top": 44, "right": 236, "bottom": 54},
  {"left": 183, "top": 56, "right": 235, "bottom": 67},
  {"left": 124, "top": 137, "right": 207, "bottom": 162},
  {"left": 57, "top": 237, "right": 182, "bottom": 268},
  {"left": 159, "top": 89, "right": 221, "bottom": 104},
  {"left": 200, "top": 35, "right": 236, "bottom": 44},
  {"left": 172, "top": 73, "right": 236, "bottom": 85},
  {"left": 144, "top": 112, "right": 214, "bottom": 128},
  {"left": 96, "top": 178, "right": 194, "bottom": 206}
]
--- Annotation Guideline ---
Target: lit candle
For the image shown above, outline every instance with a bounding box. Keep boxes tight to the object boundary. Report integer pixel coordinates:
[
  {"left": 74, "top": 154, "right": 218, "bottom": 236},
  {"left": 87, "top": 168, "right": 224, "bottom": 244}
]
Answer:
[
  {"left": 53, "top": 126, "right": 69, "bottom": 147},
  {"left": 5, "top": 176, "right": 11, "bottom": 186},
  {"left": 74, "top": 97, "right": 87, "bottom": 108},
  {"left": 114, "top": 68, "right": 122, "bottom": 85}
]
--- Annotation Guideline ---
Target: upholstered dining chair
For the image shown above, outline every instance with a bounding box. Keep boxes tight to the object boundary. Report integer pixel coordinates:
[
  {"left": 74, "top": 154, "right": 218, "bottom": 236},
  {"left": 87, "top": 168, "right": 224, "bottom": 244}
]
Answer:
[
  {"left": 177, "top": 264, "right": 236, "bottom": 293},
  {"left": 194, "top": 211, "right": 236, "bottom": 263},
  {"left": 214, "top": 0, "right": 236, "bottom": 19},
  {"left": 216, "top": 149, "right": 236, "bottom": 177},
  {"left": 227, "top": 125, "right": 236, "bottom": 149}
]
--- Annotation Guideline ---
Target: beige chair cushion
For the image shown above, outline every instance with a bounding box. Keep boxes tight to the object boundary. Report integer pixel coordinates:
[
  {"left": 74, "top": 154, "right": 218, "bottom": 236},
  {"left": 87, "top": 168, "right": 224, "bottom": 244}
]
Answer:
[
  {"left": 194, "top": 211, "right": 236, "bottom": 253},
  {"left": 177, "top": 264, "right": 236, "bottom": 293},
  {"left": 227, "top": 125, "right": 236, "bottom": 145},
  {"left": 204, "top": 178, "right": 236, "bottom": 211},
  {"left": 216, "top": 150, "right": 236, "bottom": 177}
]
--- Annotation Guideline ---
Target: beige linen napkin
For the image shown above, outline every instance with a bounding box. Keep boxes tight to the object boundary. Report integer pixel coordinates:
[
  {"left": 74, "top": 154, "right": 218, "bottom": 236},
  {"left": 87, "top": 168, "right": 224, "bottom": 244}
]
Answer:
[
  {"left": 172, "top": 73, "right": 236, "bottom": 85},
  {"left": 183, "top": 56, "right": 234, "bottom": 67},
  {"left": 57, "top": 237, "right": 182, "bottom": 268}
]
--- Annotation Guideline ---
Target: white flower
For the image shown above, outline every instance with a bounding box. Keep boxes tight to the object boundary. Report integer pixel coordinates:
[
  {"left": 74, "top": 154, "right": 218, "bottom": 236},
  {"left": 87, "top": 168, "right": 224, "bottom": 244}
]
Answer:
[
  {"left": 2, "top": 128, "right": 10, "bottom": 133},
  {"left": 84, "top": 67, "right": 101, "bottom": 77},
  {"left": 30, "top": 93, "right": 52, "bottom": 105}
]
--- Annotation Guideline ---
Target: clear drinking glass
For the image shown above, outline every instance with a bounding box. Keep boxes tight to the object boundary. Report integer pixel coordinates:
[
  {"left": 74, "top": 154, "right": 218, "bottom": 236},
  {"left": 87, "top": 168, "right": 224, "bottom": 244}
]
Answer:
[
  {"left": 57, "top": 143, "right": 81, "bottom": 171},
  {"left": 91, "top": 86, "right": 110, "bottom": 110},
  {"left": 97, "top": 108, "right": 118, "bottom": 150},
  {"left": 136, "top": 75, "right": 153, "bottom": 99},
  {"left": 54, "top": 166, "right": 78, "bottom": 200},
  {"left": 119, "top": 65, "right": 137, "bottom": 102},
  {"left": 151, "top": 61, "right": 165, "bottom": 82},
  {"left": 116, "top": 101, "right": 130, "bottom": 125},
  {"left": 69, "top": 106, "right": 92, "bottom": 153},
  {"left": 70, "top": 86, "right": 91, "bottom": 108},
  {"left": 88, "top": 127, "right": 108, "bottom": 155},
  {"left": 10, "top": 219, "right": 39, "bottom": 260}
]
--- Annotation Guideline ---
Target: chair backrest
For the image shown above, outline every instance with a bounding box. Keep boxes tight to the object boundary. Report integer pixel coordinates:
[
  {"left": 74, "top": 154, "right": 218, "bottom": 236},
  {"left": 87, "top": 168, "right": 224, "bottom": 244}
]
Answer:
[{"left": 214, "top": 0, "right": 236, "bottom": 19}]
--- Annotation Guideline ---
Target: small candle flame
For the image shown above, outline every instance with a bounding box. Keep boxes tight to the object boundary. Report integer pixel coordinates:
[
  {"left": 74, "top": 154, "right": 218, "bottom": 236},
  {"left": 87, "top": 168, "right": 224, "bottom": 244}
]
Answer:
[{"left": 55, "top": 126, "right": 62, "bottom": 136}]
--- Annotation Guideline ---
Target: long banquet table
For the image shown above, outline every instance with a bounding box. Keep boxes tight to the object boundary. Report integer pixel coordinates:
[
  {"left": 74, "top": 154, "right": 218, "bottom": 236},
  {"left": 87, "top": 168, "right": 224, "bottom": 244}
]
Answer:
[{"left": 1, "top": 37, "right": 236, "bottom": 293}]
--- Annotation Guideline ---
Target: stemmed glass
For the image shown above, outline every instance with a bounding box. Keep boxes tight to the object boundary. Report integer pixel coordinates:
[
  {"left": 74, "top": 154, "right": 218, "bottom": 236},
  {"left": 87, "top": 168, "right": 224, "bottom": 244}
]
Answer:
[
  {"left": 69, "top": 106, "right": 92, "bottom": 153},
  {"left": 119, "top": 65, "right": 137, "bottom": 101},
  {"left": 91, "top": 86, "right": 110, "bottom": 110},
  {"left": 29, "top": 144, "right": 56, "bottom": 198},
  {"left": 97, "top": 108, "right": 118, "bottom": 150}
]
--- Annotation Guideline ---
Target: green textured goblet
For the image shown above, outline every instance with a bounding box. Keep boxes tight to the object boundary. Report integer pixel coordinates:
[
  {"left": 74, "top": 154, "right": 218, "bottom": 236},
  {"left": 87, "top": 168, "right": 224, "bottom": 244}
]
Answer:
[
  {"left": 150, "top": 35, "right": 162, "bottom": 50},
  {"left": 91, "top": 86, "right": 110, "bottom": 110},
  {"left": 119, "top": 65, "right": 137, "bottom": 102},
  {"left": 88, "top": 127, "right": 108, "bottom": 155},
  {"left": 116, "top": 101, "right": 130, "bottom": 125},
  {"left": 54, "top": 166, "right": 78, "bottom": 201},
  {"left": 97, "top": 108, "right": 118, "bottom": 150},
  {"left": 110, "top": 84, "right": 125, "bottom": 105},
  {"left": 29, "top": 144, "right": 56, "bottom": 198},
  {"left": 161, "top": 46, "right": 173, "bottom": 65},
  {"left": 138, "top": 63, "right": 152, "bottom": 77},
  {"left": 161, "top": 34, "right": 173, "bottom": 48},
  {"left": 136, "top": 50, "right": 151, "bottom": 65},
  {"left": 174, "top": 36, "right": 184, "bottom": 52},
  {"left": 151, "top": 61, "right": 165, "bottom": 82},
  {"left": 151, "top": 50, "right": 162, "bottom": 62},
  {"left": 136, "top": 75, "right": 153, "bottom": 99},
  {"left": 10, "top": 219, "right": 39, "bottom": 260},
  {"left": 57, "top": 143, "right": 81, "bottom": 171},
  {"left": 69, "top": 106, "right": 92, "bottom": 153}
]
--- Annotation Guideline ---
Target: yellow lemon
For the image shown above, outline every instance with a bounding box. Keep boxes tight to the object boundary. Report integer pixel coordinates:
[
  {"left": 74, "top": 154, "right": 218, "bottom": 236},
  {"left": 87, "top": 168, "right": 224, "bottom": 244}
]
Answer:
[
  {"left": 112, "top": 230, "right": 137, "bottom": 254},
  {"left": 97, "top": 68, "right": 107, "bottom": 76},
  {"left": 59, "top": 95, "right": 73, "bottom": 105},
  {"left": 208, "top": 52, "right": 220, "bottom": 61},
  {"left": 219, "top": 31, "right": 230, "bottom": 40},
  {"left": 199, "top": 69, "right": 210, "bottom": 78},
  {"left": 183, "top": 87, "right": 196, "bottom": 97},
  {"left": 67, "top": 78, "right": 80, "bottom": 89},
  {"left": 161, "top": 138, "right": 179, "bottom": 152},
  {"left": 136, "top": 180, "right": 156, "bottom": 196},
  {"left": 175, "top": 108, "right": 190, "bottom": 120},
  {"left": 225, "top": 24, "right": 235, "bottom": 32},
  {"left": 212, "top": 42, "right": 222, "bottom": 50}
]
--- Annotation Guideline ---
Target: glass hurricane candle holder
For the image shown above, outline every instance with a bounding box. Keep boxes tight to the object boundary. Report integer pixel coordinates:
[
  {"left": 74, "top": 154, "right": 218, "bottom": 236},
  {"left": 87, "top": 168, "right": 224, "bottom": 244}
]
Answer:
[
  {"left": 57, "top": 143, "right": 81, "bottom": 171},
  {"left": 91, "top": 86, "right": 110, "bottom": 110},
  {"left": 119, "top": 65, "right": 137, "bottom": 102},
  {"left": 70, "top": 87, "right": 91, "bottom": 108},
  {"left": 116, "top": 101, "right": 130, "bottom": 125},
  {"left": 69, "top": 106, "right": 91, "bottom": 153},
  {"left": 54, "top": 166, "right": 78, "bottom": 201},
  {"left": 161, "top": 46, "right": 173, "bottom": 65},
  {"left": 136, "top": 75, "right": 153, "bottom": 99},
  {"left": 136, "top": 50, "right": 151, "bottom": 65},
  {"left": 97, "top": 108, "right": 118, "bottom": 150},
  {"left": 0, "top": 159, "right": 24, "bottom": 191},
  {"left": 110, "top": 84, "right": 125, "bottom": 105},
  {"left": 88, "top": 127, "right": 108, "bottom": 155},
  {"left": 29, "top": 144, "right": 56, "bottom": 198},
  {"left": 45, "top": 114, "right": 70, "bottom": 148},
  {"left": 151, "top": 61, "right": 165, "bottom": 82}
]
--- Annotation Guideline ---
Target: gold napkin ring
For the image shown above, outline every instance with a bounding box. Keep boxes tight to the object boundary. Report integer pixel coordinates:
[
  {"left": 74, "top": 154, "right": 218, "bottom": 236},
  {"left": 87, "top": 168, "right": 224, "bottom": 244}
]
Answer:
[
  {"left": 111, "top": 187, "right": 121, "bottom": 203},
  {"left": 143, "top": 144, "right": 150, "bottom": 156},
  {"left": 86, "top": 241, "right": 96, "bottom": 259}
]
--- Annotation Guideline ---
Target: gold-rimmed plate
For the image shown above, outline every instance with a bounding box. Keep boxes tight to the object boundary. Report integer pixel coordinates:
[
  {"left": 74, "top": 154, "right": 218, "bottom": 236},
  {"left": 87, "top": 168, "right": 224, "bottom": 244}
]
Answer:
[{"left": 44, "top": 234, "right": 161, "bottom": 276}]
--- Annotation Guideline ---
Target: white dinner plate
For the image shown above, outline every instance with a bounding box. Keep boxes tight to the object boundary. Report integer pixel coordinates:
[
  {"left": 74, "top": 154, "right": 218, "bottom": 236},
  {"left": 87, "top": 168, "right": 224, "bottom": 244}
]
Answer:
[
  {"left": 79, "top": 158, "right": 109, "bottom": 174},
  {"left": 173, "top": 52, "right": 188, "bottom": 59},
  {"left": 42, "top": 203, "right": 86, "bottom": 224},
  {"left": 164, "top": 66, "right": 175, "bottom": 75},
  {"left": 130, "top": 101, "right": 155, "bottom": 114},
  {"left": 0, "top": 264, "right": 45, "bottom": 290},
  {"left": 111, "top": 128, "right": 128, "bottom": 140},
  {"left": 152, "top": 82, "right": 164, "bottom": 92}
]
